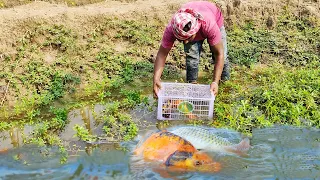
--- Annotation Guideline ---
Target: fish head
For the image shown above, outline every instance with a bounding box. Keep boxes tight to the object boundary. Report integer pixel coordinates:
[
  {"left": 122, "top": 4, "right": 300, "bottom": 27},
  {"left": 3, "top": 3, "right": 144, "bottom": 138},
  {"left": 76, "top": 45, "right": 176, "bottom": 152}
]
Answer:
[
  {"left": 190, "top": 151, "right": 221, "bottom": 172},
  {"left": 165, "top": 150, "right": 221, "bottom": 172}
]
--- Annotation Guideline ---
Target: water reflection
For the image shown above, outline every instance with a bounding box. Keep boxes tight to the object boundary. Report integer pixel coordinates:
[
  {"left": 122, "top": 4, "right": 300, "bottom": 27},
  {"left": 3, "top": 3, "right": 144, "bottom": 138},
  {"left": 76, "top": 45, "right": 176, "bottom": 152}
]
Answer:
[{"left": 0, "top": 126, "right": 34, "bottom": 151}]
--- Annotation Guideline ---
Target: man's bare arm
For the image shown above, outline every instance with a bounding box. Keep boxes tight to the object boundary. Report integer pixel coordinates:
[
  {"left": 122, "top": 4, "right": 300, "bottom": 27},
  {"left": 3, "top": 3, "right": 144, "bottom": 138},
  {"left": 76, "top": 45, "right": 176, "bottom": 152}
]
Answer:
[
  {"left": 209, "top": 41, "right": 224, "bottom": 96},
  {"left": 153, "top": 45, "right": 170, "bottom": 98}
]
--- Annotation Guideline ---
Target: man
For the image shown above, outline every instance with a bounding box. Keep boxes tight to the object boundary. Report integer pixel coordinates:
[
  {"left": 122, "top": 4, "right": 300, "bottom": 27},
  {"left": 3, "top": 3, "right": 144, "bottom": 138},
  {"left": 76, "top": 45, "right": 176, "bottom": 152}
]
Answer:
[{"left": 153, "top": 1, "right": 229, "bottom": 98}]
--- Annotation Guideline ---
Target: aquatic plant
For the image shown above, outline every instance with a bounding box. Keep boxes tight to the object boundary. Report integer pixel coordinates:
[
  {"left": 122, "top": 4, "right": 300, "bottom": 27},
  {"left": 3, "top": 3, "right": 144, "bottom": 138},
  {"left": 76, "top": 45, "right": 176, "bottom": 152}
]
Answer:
[
  {"left": 49, "top": 107, "right": 69, "bottom": 130},
  {"left": 73, "top": 124, "right": 97, "bottom": 142},
  {"left": 97, "top": 100, "right": 139, "bottom": 141},
  {"left": 0, "top": 121, "right": 12, "bottom": 131}
]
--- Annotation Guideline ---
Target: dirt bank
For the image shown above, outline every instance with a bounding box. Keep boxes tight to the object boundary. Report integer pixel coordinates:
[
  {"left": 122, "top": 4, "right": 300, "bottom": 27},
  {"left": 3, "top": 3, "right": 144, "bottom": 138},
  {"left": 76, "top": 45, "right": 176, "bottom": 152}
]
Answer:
[
  {"left": 0, "top": 0, "right": 319, "bottom": 110},
  {"left": 0, "top": 0, "right": 319, "bottom": 54}
]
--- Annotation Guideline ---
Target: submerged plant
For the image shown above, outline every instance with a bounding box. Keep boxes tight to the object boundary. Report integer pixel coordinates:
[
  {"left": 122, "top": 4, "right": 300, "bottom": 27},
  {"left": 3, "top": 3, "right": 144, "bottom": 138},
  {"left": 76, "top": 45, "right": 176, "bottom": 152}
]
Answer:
[{"left": 73, "top": 124, "right": 97, "bottom": 142}]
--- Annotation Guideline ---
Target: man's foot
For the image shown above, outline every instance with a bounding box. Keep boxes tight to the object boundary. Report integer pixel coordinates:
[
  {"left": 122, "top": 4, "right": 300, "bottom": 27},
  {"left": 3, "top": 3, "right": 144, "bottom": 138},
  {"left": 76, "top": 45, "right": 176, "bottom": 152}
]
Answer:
[
  {"left": 221, "top": 70, "right": 230, "bottom": 81},
  {"left": 187, "top": 80, "right": 198, "bottom": 84}
]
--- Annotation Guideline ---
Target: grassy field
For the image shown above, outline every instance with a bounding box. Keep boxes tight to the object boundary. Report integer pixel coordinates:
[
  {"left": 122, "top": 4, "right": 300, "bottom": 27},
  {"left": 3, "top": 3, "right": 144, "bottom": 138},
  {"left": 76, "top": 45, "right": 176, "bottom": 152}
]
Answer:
[
  {"left": 0, "top": 0, "right": 106, "bottom": 7},
  {"left": 0, "top": 0, "right": 319, "bottom": 154}
]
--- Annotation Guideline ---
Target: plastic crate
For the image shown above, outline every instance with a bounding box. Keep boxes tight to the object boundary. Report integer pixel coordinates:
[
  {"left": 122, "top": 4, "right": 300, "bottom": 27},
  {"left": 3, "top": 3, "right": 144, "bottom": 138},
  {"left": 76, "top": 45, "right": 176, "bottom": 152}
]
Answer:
[{"left": 157, "top": 82, "right": 215, "bottom": 120}]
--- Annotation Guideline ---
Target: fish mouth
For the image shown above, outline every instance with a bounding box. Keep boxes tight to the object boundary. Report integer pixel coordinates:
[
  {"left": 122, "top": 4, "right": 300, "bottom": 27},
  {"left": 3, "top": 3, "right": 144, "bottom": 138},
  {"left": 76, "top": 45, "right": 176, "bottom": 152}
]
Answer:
[{"left": 165, "top": 150, "right": 221, "bottom": 172}]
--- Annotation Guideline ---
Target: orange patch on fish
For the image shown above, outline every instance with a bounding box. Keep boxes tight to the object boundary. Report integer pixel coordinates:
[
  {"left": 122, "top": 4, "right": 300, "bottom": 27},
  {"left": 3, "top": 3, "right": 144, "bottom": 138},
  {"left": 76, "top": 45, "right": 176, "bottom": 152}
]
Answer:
[
  {"left": 134, "top": 130, "right": 221, "bottom": 173},
  {"left": 0, "top": 148, "right": 8, "bottom": 154}
]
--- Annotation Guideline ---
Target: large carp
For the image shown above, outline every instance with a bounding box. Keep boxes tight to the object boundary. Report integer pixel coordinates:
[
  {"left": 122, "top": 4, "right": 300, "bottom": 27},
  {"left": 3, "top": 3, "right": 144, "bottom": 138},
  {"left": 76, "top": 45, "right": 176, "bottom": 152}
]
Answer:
[
  {"left": 134, "top": 130, "right": 221, "bottom": 173},
  {"left": 169, "top": 126, "right": 250, "bottom": 155}
]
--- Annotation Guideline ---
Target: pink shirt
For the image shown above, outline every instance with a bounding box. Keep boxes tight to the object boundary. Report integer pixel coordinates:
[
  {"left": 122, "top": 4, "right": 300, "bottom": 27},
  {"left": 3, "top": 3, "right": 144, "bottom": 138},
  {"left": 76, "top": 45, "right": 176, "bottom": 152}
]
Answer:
[{"left": 161, "top": 1, "right": 224, "bottom": 49}]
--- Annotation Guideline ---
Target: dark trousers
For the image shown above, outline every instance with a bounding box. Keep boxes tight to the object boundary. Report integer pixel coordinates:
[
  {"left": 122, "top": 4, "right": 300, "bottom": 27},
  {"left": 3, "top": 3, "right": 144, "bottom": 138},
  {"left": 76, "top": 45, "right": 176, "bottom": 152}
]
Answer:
[{"left": 184, "top": 26, "right": 230, "bottom": 83}]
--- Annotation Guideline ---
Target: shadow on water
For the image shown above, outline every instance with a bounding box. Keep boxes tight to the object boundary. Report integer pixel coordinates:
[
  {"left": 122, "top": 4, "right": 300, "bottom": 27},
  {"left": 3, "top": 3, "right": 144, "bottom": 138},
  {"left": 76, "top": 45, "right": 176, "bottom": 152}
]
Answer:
[{"left": 0, "top": 94, "right": 319, "bottom": 179}]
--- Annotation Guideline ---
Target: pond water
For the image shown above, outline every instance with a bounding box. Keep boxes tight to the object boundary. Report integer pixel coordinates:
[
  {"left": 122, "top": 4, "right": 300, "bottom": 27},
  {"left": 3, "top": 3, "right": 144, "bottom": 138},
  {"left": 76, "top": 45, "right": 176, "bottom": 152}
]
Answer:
[{"left": 0, "top": 104, "right": 319, "bottom": 180}]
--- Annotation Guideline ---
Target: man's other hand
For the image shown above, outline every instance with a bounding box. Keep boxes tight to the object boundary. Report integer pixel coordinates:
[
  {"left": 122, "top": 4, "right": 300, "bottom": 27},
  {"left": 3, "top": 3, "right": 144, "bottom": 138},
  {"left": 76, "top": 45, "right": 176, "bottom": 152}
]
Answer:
[
  {"left": 210, "top": 82, "right": 218, "bottom": 96},
  {"left": 153, "top": 80, "right": 162, "bottom": 98}
]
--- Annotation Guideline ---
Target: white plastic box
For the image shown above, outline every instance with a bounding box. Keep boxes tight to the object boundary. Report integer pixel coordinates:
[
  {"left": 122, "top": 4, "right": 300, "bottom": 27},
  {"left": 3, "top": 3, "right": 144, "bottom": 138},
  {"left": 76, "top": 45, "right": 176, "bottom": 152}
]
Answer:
[{"left": 157, "top": 82, "right": 215, "bottom": 120}]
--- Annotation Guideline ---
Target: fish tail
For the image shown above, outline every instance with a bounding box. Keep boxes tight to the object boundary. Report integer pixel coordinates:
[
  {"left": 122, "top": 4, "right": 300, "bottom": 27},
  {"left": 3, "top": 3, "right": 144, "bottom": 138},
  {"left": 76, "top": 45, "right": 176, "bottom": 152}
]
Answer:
[
  {"left": 236, "top": 138, "right": 250, "bottom": 151},
  {"left": 225, "top": 138, "right": 250, "bottom": 155}
]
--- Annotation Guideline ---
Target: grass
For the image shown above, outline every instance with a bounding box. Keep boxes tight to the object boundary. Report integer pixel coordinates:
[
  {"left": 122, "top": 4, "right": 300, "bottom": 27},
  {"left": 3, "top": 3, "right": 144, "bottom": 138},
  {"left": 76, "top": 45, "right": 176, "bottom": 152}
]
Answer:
[
  {"left": 211, "top": 64, "right": 319, "bottom": 135},
  {"left": 204, "top": 10, "right": 320, "bottom": 134},
  {"left": 0, "top": 0, "right": 107, "bottom": 8},
  {"left": 227, "top": 12, "right": 320, "bottom": 67},
  {"left": 0, "top": 0, "right": 319, "bottom": 161},
  {"left": 0, "top": 17, "right": 175, "bottom": 119}
]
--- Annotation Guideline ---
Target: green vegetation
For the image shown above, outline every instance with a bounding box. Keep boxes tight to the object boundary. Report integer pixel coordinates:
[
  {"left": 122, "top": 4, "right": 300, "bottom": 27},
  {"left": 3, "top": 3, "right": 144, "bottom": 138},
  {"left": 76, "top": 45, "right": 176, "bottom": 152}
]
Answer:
[
  {"left": 212, "top": 65, "right": 319, "bottom": 134},
  {"left": 0, "top": 19, "right": 177, "bottom": 120},
  {"left": 227, "top": 11, "right": 319, "bottom": 67},
  {"left": 0, "top": 0, "right": 319, "bottom": 162},
  {"left": 20, "top": 106, "right": 69, "bottom": 163},
  {"left": 208, "top": 9, "right": 320, "bottom": 134},
  {"left": 73, "top": 90, "right": 145, "bottom": 143}
]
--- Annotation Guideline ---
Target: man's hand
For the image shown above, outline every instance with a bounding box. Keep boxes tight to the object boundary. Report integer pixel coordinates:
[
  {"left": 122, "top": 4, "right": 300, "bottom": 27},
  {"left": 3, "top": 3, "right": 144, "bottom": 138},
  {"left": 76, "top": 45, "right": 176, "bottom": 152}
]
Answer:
[
  {"left": 210, "top": 82, "right": 219, "bottom": 96},
  {"left": 153, "top": 79, "right": 162, "bottom": 98}
]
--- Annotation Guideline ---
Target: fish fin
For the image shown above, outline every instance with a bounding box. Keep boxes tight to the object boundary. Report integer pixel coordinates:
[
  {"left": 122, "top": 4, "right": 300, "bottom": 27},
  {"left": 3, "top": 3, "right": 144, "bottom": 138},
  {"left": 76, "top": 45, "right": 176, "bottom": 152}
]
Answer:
[
  {"left": 225, "top": 138, "right": 250, "bottom": 156},
  {"left": 0, "top": 148, "right": 8, "bottom": 154},
  {"left": 236, "top": 138, "right": 251, "bottom": 152}
]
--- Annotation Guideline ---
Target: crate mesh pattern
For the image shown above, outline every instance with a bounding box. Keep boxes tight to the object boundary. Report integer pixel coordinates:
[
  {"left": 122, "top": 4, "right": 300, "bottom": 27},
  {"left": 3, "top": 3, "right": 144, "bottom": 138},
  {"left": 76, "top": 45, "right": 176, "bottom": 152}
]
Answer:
[{"left": 157, "top": 82, "right": 215, "bottom": 120}]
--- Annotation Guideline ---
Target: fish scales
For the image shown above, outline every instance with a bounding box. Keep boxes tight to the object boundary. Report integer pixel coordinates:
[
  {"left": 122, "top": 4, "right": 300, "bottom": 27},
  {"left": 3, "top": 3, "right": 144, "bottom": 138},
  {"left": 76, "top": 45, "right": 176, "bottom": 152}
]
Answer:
[
  {"left": 170, "top": 126, "right": 233, "bottom": 150},
  {"left": 134, "top": 130, "right": 222, "bottom": 172}
]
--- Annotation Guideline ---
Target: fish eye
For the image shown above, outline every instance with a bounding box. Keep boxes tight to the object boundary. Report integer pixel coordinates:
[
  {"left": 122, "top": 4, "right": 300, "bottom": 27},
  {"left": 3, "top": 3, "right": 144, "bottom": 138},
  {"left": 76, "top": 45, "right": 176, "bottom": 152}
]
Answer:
[{"left": 195, "top": 161, "right": 203, "bottom": 166}]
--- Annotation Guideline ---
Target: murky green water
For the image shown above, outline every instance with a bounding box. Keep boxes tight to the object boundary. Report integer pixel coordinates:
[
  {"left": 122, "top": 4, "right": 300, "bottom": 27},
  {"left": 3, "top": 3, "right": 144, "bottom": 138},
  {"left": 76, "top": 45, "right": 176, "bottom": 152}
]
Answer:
[{"left": 0, "top": 103, "right": 319, "bottom": 180}]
